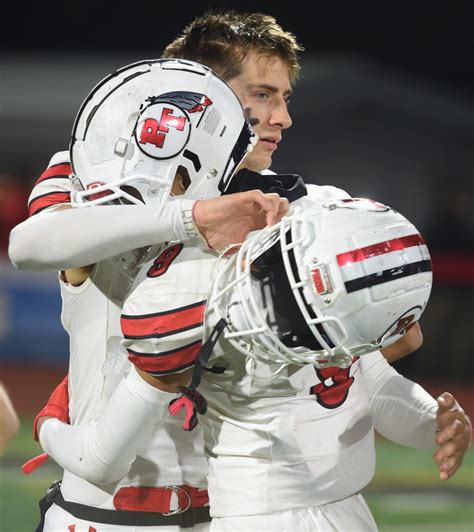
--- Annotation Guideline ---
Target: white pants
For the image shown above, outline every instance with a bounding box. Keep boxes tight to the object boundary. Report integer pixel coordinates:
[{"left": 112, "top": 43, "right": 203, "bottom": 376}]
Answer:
[
  {"left": 43, "top": 503, "right": 211, "bottom": 532},
  {"left": 209, "top": 494, "right": 378, "bottom": 532}
]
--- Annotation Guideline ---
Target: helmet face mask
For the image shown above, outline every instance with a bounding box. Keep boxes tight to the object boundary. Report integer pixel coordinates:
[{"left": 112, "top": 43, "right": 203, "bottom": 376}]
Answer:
[
  {"left": 69, "top": 59, "right": 256, "bottom": 207},
  {"left": 207, "top": 198, "right": 433, "bottom": 369}
]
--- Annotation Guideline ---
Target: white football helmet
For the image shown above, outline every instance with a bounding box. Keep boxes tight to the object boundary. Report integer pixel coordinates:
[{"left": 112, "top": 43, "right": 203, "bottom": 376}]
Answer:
[
  {"left": 69, "top": 59, "right": 256, "bottom": 206},
  {"left": 207, "top": 197, "right": 432, "bottom": 368}
]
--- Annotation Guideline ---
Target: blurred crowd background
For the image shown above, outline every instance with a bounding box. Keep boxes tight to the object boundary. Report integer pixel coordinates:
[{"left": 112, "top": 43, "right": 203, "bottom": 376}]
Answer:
[{"left": 0, "top": 1, "right": 472, "bottom": 386}]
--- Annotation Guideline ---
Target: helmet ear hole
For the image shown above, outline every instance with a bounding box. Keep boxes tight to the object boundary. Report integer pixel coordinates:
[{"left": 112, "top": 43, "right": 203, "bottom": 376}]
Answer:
[
  {"left": 280, "top": 332, "right": 323, "bottom": 351},
  {"left": 177, "top": 166, "right": 191, "bottom": 191}
]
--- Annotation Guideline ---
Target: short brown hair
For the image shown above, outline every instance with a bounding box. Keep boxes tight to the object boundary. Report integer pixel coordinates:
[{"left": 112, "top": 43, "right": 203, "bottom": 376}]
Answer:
[{"left": 162, "top": 10, "right": 303, "bottom": 85}]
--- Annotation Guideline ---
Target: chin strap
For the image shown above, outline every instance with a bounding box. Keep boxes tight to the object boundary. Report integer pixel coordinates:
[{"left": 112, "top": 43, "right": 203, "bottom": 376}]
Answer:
[{"left": 168, "top": 318, "right": 227, "bottom": 431}]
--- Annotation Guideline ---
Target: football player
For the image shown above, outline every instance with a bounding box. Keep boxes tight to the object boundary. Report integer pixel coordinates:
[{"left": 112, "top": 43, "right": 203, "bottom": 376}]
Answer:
[
  {"left": 14, "top": 56, "right": 286, "bottom": 532},
  {"left": 121, "top": 197, "right": 471, "bottom": 531},
  {"left": 11, "top": 11, "right": 304, "bottom": 528},
  {"left": 35, "top": 193, "right": 471, "bottom": 531}
]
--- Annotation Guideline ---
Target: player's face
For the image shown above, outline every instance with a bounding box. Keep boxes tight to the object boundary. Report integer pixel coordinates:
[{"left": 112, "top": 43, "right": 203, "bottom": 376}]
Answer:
[{"left": 229, "top": 51, "right": 293, "bottom": 172}]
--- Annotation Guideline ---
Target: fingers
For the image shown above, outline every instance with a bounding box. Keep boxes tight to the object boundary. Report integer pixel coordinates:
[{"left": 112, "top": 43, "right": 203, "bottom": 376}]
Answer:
[
  {"left": 434, "top": 437, "right": 462, "bottom": 481},
  {"left": 193, "top": 190, "right": 290, "bottom": 252},
  {"left": 223, "top": 243, "right": 243, "bottom": 257},
  {"left": 437, "top": 392, "right": 461, "bottom": 413},
  {"left": 242, "top": 190, "right": 288, "bottom": 227},
  {"left": 435, "top": 418, "right": 465, "bottom": 446},
  {"left": 434, "top": 399, "right": 472, "bottom": 481},
  {"left": 278, "top": 197, "right": 290, "bottom": 217},
  {"left": 262, "top": 194, "right": 280, "bottom": 227},
  {"left": 265, "top": 197, "right": 289, "bottom": 227},
  {"left": 436, "top": 392, "right": 470, "bottom": 441},
  {"left": 437, "top": 454, "right": 459, "bottom": 481},
  {"left": 434, "top": 420, "right": 463, "bottom": 456}
]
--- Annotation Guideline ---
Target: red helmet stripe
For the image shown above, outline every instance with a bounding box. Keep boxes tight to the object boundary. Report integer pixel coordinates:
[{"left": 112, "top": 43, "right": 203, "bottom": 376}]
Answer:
[{"left": 336, "top": 234, "right": 425, "bottom": 267}]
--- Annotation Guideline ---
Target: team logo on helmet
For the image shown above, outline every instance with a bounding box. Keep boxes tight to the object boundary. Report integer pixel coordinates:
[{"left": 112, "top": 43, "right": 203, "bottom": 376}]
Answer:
[
  {"left": 134, "top": 102, "right": 191, "bottom": 160},
  {"left": 377, "top": 306, "right": 422, "bottom": 343},
  {"left": 147, "top": 91, "right": 213, "bottom": 114},
  {"left": 134, "top": 92, "right": 213, "bottom": 161}
]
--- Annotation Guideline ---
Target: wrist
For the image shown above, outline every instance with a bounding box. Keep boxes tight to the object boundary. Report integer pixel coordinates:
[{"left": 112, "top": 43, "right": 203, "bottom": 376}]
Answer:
[
  {"left": 181, "top": 199, "right": 208, "bottom": 246},
  {"left": 181, "top": 199, "right": 200, "bottom": 239}
]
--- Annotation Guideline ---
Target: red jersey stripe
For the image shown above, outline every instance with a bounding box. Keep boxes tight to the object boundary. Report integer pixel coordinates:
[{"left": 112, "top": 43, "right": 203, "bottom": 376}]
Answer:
[
  {"left": 34, "top": 164, "right": 72, "bottom": 186},
  {"left": 121, "top": 301, "right": 205, "bottom": 339},
  {"left": 127, "top": 340, "right": 202, "bottom": 373},
  {"left": 336, "top": 234, "right": 425, "bottom": 267},
  {"left": 28, "top": 192, "right": 71, "bottom": 217}
]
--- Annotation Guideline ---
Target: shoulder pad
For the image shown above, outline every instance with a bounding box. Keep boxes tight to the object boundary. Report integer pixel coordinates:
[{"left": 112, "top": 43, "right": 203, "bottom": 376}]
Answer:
[{"left": 48, "top": 150, "right": 70, "bottom": 167}]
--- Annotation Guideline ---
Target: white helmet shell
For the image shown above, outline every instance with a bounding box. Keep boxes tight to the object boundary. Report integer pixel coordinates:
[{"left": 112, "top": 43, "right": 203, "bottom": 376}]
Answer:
[
  {"left": 207, "top": 197, "right": 432, "bottom": 368},
  {"left": 70, "top": 59, "right": 256, "bottom": 206}
]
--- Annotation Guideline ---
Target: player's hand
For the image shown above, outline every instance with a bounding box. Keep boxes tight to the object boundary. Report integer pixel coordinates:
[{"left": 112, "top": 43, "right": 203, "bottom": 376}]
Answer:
[
  {"left": 433, "top": 392, "right": 472, "bottom": 480},
  {"left": 193, "top": 190, "right": 289, "bottom": 253}
]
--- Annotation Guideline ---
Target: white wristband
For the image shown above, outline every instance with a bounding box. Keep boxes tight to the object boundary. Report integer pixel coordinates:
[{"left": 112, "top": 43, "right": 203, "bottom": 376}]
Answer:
[
  {"left": 180, "top": 199, "right": 207, "bottom": 245},
  {"left": 180, "top": 199, "right": 199, "bottom": 238}
]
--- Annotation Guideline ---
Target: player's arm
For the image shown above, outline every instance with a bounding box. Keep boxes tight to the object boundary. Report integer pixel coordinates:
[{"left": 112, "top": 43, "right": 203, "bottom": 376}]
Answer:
[
  {"left": 119, "top": 252, "right": 212, "bottom": 434},
  {"left": 38, "top": 366, "right": 178, "bottom": 484},
  {"left": 8, "top": 153, "right": 288, "bottom": 271},
  {"left": 36, "top": 361, "right": 192, "bottom": 483},
  {"left": 120, "top": 288, "right": 206, "bottom": 393},
  {"left": 10, "top": 192, "right": 287, "bottom": 270},
  {"left": 360, "top": 351, "right": 471, "bottom": 480},
  {"left": 37, "top": 258, "right": 208, "bottom": 484}
]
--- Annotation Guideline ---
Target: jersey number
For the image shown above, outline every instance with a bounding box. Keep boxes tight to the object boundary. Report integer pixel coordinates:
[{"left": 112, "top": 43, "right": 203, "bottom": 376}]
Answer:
[
  {"left": 147, "top": 243, "right": 183, "bottom": 278},
  {"left": 310, "top": 359, "right": 358, "bottom": 409}
]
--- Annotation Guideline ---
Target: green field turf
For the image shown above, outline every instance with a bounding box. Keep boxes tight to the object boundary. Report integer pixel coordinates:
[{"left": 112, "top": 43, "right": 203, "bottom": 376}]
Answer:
[
  {"left": 365, "top": 442, "right": 474, "bottom": 531},
  {"left": 1, "top": 417, "right": 473, "bottom": 531}
]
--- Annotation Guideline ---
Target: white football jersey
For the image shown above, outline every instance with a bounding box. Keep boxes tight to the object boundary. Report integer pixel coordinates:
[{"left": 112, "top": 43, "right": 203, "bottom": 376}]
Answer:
[
  {"left": 200, "top": 184, "right": 378, "bottom": 517},
  {"left": 201, "top": 351, "right": 376, "bottom": 517},
  {"left": 119, "top": 183, "right": 379, "bottom": 517},
  {"left": 60, "top": 261, "right": 129, "bottom": 426}
]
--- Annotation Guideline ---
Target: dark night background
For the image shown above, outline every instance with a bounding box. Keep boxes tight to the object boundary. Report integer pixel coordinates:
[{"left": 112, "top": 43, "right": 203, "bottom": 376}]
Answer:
[{"left": 2, "top": 1, "right": 474, "bottom": 94}]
